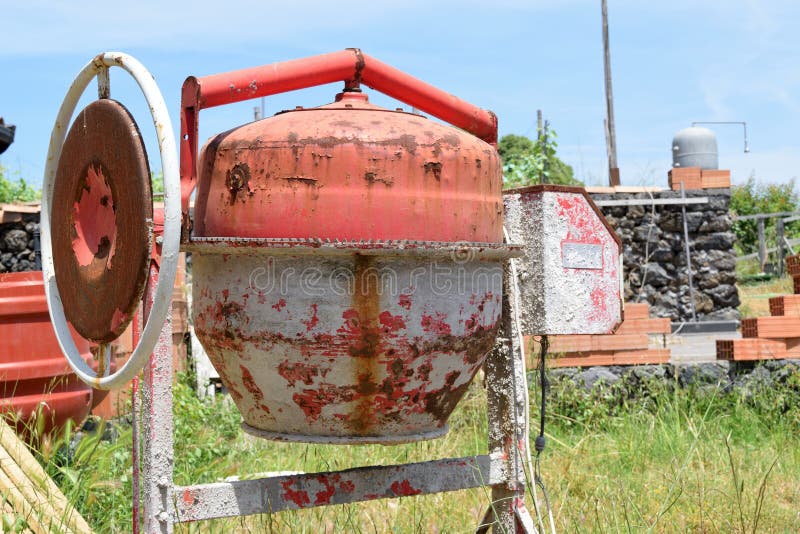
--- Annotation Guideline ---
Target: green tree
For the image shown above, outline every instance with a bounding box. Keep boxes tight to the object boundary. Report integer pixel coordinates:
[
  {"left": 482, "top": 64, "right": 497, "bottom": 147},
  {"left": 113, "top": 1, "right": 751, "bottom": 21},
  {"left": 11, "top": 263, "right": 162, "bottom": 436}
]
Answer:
[
  {"left": 498, "top": 127, "right": 583, "bottom": 188},
  {"left": 730, "top": 176, "right": 800, "bottom": 254},
  {"left": 151, "top": 171, "right": 164, "bottom": 195},
  {"left": 0, "top": 164, "right": 39, "bottom": 203}
]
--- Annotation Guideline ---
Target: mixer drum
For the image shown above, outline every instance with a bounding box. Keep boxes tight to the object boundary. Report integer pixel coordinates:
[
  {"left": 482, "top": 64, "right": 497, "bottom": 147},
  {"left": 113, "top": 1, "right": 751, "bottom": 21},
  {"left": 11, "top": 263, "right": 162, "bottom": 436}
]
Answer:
[
  {"left": 190, "top": 90, "right": 507, "bottom": 443},
  {"left": 193, "top": 91, "right": 502, "bottom": 242}
]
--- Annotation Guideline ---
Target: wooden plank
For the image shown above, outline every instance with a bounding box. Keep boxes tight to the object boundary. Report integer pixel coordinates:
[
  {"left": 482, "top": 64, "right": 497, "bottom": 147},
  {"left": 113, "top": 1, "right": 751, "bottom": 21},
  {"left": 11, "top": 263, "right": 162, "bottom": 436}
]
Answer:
[
  {"left": 610, "top": 186, "right": 664, "bottom": 193},
  {"left": 737, "top": 238, "right": 800, "bottom": 262},
  {"left": 716, "top": 338, "right": 800, "bottom": 361},
  {"left": 735, "top": 210, "right": 800, "bottom": 221},
  {"left": 0, "top": 203, "right": 41, "bottom": 224},
  {"left": 592, "top": 197, "right": 708, "bottom": 207},
  {"left": 769, "top": 295, "right": 800, "bottom": 317},
  {"left": 544, "top": 333, "right": 649, "bottom": 353},
  {"left": 700, "top": 169, "right": 731, "bottom": 189},
  {"left": 615, "top": 317, "right": 671, "bottom": 335},
  {"left": 585, "top": 185, "right": 664, "bottom": 194},
  {"left": 549, "top": 349, "right": 670, "bottom": 368},
  {"left": 795, "top": 275, "right": 800, "bottom": 295},
  {"left": 0, "top": 420, "right": 92, "bottom": 533},
  {"left": 741, "top": 316, "right": 800, "bottom": 338},
  {"left": 623, "top": 302, "right": 650, "bottom": 320},
  {"left": 585, "top": 186, "right": 616, "bottom": 193}
]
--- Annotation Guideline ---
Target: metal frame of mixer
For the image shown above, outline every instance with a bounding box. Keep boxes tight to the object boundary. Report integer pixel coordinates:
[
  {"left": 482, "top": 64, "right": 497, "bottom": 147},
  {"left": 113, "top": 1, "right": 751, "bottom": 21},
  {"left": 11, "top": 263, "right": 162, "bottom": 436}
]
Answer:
[
  {"left": 156, "top": 49, "right": 537, "bottom": 532},
  {"left": 42, "top": 50, "right": 538, "bottom": 533},
  {"left": 139, "top": 259, "right": 535, "bottom": 533}
]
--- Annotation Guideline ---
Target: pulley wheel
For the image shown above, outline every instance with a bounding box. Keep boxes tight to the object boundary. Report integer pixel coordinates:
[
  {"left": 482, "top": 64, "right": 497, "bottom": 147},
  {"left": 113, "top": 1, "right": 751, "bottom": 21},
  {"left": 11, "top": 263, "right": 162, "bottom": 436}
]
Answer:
[{"left": 51, "top": 99, "right": 153, "bottom": 343}]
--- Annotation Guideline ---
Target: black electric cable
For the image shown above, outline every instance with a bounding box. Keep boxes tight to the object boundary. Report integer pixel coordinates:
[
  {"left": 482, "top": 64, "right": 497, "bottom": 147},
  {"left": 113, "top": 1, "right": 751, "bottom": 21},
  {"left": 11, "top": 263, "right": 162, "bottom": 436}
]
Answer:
[{"left": 534, "top": 335, "right": 554, "bottom": 532}]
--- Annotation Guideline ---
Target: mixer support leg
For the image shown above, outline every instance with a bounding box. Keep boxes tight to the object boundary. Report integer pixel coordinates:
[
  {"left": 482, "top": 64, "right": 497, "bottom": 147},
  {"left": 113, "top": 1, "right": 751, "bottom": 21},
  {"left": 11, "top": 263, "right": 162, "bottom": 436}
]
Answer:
[
  {"left": 140, "top": 263, "right": 175, "bottom": 534},
  {"left": 480, "top": 267, "right": 534, "bottom": 534}
]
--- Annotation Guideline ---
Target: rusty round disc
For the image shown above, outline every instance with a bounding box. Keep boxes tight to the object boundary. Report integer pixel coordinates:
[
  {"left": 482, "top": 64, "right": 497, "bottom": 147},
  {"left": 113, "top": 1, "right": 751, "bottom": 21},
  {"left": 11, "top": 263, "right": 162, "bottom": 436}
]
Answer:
[{"left": 52, "top": 99, "right": 153, "bottom": 343}]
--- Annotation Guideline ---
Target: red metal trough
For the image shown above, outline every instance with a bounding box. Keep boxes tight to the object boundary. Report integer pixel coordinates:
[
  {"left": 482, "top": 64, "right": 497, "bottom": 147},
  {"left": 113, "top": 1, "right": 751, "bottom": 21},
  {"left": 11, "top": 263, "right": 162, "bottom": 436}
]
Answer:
[{"left": 0, "top": 271, "right": 92, "bottom": 435}]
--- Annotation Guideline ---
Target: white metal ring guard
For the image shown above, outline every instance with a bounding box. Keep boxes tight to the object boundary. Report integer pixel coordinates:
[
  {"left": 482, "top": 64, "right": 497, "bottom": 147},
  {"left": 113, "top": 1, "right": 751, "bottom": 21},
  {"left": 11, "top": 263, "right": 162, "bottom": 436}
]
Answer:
[{"left": 41, "top": 52, "right": 180, "bottom": 390}]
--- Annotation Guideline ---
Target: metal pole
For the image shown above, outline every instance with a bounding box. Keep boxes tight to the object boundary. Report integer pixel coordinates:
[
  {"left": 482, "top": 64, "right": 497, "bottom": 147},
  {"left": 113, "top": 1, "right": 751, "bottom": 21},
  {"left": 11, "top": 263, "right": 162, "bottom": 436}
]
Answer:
[
  {"left": 541, "top": 120, "right": 550, "bottom": 185},
  {"left": 537, "top": 110, "right": 544, "bottom": 185},
  {"left": 691, "top": 121, "right": 750, "bottom": 153},
  {"left": 602, "top": 0, "right": 619, "bottom": 186},
  {"left": 536, "top": 110, "right": 543, "bottom": 141},
  {"left": 132, "top": 312, "right": 141, "bottom": 534},
  {"left": 141, "top": 260, "right": 174, "bottom": 534},
  {"left": 481, "top": 264, "right": 534, "bottom": 533},
  {"left": 680, "top": 184, "right": 697, "bottom": 321}
]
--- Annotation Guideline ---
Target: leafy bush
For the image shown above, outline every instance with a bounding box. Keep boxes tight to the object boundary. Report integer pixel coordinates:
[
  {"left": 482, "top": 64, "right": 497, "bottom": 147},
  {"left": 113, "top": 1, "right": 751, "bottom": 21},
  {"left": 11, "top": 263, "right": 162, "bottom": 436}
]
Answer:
[
  {"left": 545, "top": 364, "right": 800, "bottom": 431},
  {"left": 730, "top": 177, "right": 800, "bottom": 255},
  {"left": 498, "top": 127, "right": 583, "bottom": 188},
  {"left": 0, "top": 165, "right": 39, "bottom": 203}
]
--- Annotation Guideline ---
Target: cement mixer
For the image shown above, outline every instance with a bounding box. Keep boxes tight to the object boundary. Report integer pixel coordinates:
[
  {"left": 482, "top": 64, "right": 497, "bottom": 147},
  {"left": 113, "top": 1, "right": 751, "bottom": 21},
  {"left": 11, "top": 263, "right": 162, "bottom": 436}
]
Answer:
[{"left": 41, "top": 50, "right": 622, "bottom": 533}]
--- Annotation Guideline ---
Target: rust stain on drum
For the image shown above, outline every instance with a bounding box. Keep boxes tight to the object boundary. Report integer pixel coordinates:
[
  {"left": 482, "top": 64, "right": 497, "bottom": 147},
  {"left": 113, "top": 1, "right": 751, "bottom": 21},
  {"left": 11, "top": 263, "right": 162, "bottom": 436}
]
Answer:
[{"left": 349, "top": 255, "right": 381, "bottom": 435}]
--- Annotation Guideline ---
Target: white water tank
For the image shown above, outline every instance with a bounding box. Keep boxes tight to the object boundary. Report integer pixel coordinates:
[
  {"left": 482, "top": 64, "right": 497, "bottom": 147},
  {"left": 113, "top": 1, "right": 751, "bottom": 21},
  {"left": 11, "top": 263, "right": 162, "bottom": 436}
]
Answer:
[{"left": 672, "top": 126, "right": 718, "bottom": 169}]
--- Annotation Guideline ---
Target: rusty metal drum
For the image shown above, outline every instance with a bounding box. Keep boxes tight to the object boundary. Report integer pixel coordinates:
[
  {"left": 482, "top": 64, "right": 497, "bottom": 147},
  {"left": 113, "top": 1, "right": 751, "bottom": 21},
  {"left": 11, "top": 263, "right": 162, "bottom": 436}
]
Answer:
[
  {"left": 189, "top": 89, "right": 515, "bottom": 443},
  {"left": 189, "top": 242, "right": 510, "bottom": 442},
  {"left": 193, "top": 92, "right": 502, "bottom": 243},
  {"left": 0, "top": 271, "right": 93, "bottom": 435}
]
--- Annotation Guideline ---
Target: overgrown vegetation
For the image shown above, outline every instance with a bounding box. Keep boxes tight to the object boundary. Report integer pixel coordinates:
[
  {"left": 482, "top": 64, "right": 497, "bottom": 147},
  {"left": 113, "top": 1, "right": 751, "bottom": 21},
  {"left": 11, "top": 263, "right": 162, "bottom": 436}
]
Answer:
[
  {"left": 0, "top": 165, "right": 39, "bottom": 203},
  {"left": 498, "top": 126, "right": 583, "bottom": 188},
  {"left": 16, "top": 366, "right": 799, "bottom": 532},
  {"left": 730, "top": 176, "right": 800, "bottom": 255}
]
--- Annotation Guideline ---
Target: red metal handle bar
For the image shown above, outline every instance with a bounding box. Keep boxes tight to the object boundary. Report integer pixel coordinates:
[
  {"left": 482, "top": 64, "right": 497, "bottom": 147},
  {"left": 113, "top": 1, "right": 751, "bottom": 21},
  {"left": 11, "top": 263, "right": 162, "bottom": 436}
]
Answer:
[{"left": 179, "top": 49, "right": 498, "bottom": 237}]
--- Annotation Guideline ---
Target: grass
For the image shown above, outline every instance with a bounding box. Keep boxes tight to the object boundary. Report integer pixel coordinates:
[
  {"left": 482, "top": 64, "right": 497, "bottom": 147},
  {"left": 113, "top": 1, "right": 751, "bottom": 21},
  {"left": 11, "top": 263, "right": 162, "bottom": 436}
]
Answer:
[
  {"left": 24, "top": 365, "right": 800, "bottom": 533},
  {"left": 736, "top": 273, "right": 793, "bottom": 318},
  {"left": 544, "top": 376, "right": 800, "bottom": 532}
]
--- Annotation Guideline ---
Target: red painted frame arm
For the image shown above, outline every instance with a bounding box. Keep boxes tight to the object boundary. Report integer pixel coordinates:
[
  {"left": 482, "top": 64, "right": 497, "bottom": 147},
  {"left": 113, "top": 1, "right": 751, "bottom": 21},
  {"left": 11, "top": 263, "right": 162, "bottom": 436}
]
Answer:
[{"left": 179, "top": 48, "right": 498, "bottom": 238}]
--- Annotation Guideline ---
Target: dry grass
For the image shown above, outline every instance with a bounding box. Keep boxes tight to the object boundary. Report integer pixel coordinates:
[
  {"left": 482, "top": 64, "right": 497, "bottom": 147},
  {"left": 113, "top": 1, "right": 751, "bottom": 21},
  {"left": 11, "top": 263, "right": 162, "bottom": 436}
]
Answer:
[{"left": 737, "top": 275, "right": 793, "bottom": 318}]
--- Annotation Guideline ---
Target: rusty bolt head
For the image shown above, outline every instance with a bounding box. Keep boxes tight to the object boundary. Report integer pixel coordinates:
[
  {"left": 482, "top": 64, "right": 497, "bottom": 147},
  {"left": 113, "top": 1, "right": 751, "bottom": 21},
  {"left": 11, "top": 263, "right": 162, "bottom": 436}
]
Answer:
[{"left": 225, "top": 163, "right": 251, "bottom": 199}]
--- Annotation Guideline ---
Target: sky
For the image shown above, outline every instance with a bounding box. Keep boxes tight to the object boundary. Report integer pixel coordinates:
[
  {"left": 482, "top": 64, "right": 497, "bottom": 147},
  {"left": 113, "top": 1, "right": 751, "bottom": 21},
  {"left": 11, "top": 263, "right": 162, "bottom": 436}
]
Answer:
[{"left": 2, "top": 0, "right": 800, "bottom": 189}]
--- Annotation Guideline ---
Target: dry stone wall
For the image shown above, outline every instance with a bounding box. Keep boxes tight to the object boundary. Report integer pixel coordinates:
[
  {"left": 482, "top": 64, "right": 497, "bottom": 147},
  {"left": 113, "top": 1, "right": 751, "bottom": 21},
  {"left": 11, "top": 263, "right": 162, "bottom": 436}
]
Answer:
[
  {"left": 589, "top": 188, "right": 739, "bottom": 323},
  {"left": 0, "top": 214, "right": 40, "bottom": 273}
]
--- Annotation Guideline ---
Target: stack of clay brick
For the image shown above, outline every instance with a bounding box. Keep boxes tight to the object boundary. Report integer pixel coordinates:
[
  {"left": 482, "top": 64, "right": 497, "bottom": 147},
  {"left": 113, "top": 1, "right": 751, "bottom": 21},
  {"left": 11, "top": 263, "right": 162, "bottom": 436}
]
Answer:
[
  {"left": 527, "top": 303, "right": 671, "bottom": 368},
  {"left": 716, "top": 253, "right": 800, "bottom": 361},
  {"left": 668, "top": 167, "right": 731, "bottom": 190}
]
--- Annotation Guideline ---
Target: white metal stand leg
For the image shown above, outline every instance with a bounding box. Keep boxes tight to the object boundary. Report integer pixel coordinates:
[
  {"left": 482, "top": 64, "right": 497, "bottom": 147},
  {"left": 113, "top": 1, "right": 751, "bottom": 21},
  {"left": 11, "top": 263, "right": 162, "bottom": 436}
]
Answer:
[
  {"left": 140, "top": 262, "right": 175, "bottom": 533},
  {"left": 136, "top": 262, "right": 529, "bottom": 532},
  {"left": 479, "top": 265, "right": 535, "bottom": 534}
]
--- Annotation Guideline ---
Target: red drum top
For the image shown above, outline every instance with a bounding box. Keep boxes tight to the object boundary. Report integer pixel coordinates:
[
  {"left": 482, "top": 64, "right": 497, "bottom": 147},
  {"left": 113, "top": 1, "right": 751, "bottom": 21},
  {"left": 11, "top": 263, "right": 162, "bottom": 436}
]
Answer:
[
  {"left": 52, "top": 99, "right": 153, "bottom": 343},
  {"left": 193, "top": 91, "right": 503, "bottom": 243}
]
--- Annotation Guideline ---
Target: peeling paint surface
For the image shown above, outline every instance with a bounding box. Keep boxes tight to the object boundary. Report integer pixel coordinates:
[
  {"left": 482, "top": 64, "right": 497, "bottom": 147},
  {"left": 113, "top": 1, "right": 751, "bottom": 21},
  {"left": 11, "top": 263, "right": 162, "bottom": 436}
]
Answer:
[
  {"left": 503, "top": 186, "right": 622, "bottom": 335},
  {"left": 193, "top": 92, "right": 503, "bottom": 243},
  {"left": 192, "top": 253, "right": 502, "bottom": 442},
  {"left": 173, "top": 455, "right": 492, "bottom": 520}
]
